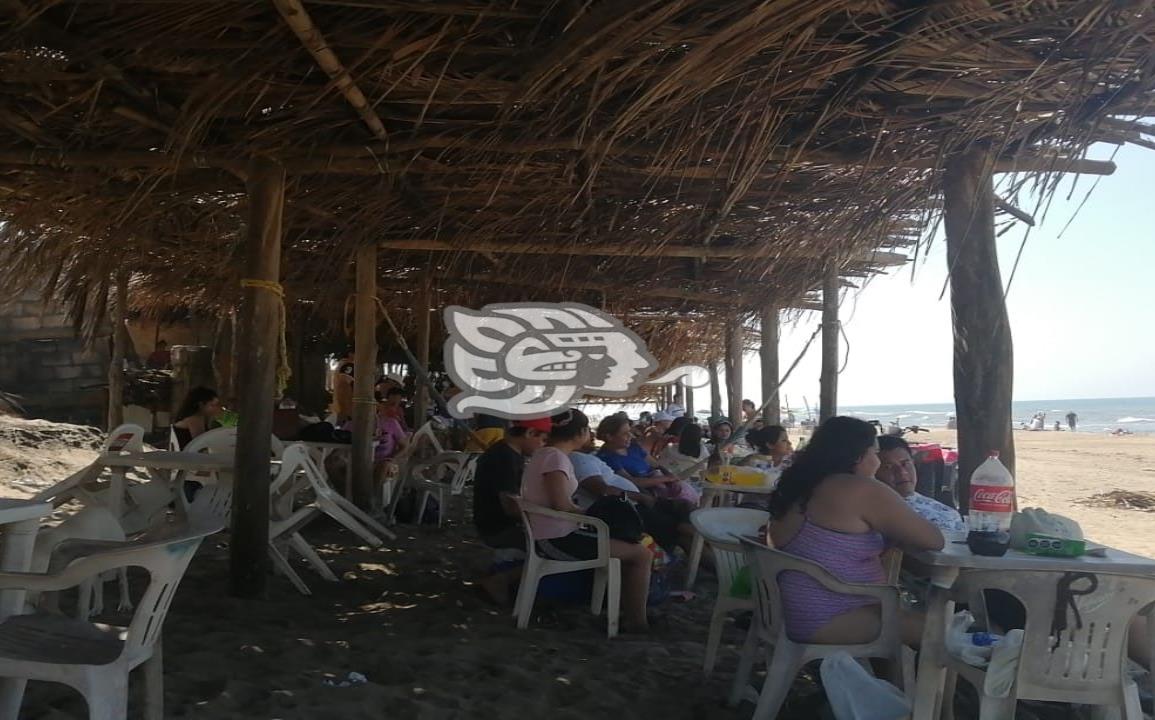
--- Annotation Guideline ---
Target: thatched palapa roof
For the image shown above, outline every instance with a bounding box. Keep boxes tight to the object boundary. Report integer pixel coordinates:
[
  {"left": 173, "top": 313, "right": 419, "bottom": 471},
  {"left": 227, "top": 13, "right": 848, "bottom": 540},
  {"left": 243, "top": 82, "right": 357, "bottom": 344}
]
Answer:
[{"left": 1, "top": 0, "right": 1153, "bottom": 364}]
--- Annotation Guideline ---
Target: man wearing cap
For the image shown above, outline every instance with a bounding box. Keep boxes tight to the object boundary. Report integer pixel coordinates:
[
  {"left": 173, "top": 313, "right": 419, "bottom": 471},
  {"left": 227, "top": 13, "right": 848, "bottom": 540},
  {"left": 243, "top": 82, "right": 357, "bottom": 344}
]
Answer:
[
  {"left": 473, "top": 417, "right": 550, "bottom": 604},
  {"left": 473, "top": 417, "right": 551, "bottom": 549}
]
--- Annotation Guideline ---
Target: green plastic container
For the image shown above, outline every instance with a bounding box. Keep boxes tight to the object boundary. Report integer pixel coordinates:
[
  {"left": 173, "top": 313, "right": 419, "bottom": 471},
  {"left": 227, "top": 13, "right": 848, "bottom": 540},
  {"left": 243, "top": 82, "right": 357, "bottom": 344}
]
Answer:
[{"left": 1023, "top": 533, "right": 1085, "bottom": 558}]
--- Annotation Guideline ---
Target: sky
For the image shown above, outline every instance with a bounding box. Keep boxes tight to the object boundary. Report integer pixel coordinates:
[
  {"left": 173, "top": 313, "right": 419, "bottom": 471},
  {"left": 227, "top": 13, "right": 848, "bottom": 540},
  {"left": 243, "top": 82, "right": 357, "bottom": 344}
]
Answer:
[{"left": 733, "top": 142, "right": 1155, "bottom": 409}]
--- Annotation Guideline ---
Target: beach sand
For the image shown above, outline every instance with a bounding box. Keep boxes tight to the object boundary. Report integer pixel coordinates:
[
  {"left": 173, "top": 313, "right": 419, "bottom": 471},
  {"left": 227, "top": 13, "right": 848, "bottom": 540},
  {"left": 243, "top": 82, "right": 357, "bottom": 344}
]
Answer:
[
  {"left": 3, "top": 418, "right": 1153, "bottom": 719},
  {"left": 916, "top": 428, "right": 1155, "bottom": 558}
]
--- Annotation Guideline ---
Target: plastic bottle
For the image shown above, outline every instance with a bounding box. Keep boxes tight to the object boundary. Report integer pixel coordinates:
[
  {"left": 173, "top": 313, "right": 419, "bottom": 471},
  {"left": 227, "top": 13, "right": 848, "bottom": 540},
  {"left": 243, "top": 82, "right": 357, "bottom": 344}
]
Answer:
[
  {"left": 971, "top": 632, "right": 1002, "bottom": 647},
  {"left": 968, "top": 451, "right": 1015, "bottom": 533}
]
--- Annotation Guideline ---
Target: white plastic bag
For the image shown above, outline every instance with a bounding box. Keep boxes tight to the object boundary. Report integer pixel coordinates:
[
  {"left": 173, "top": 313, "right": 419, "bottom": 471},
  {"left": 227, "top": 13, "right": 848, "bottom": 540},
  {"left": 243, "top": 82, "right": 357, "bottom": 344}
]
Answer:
[
  {"left": 944, "top": 610, "right": 995, "bottom": 667},
  {"left": 983, "top": 629, "right": 1024, "bottom": 698},
  {"left": 820, "top": 652, "right": 911, "bottom": 720}
]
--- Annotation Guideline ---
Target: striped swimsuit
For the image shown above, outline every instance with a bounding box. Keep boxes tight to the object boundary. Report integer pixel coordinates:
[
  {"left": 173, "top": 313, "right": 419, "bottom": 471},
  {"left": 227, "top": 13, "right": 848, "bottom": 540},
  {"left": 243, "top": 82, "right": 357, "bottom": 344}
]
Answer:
[{"left": 778, "top": 518, "right": 887, "bottom": 642}]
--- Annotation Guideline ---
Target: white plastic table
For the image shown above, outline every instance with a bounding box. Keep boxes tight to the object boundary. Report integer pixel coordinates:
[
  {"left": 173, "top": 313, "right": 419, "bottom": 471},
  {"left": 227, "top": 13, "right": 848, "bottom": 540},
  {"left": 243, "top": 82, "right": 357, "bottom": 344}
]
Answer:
[
  {"left": 0, "top": 498, "right": 53, "bottom": 717},
  {"left": 684, "top": 483, "right": 774, "bottom": 589},
  {"left": 99, "top": 451, "right": 235, "bottom": 519},
  {"left": 908, "top": 540, "right": 1155, "bottom": 720},
  {"left": 0, "top": 498, "right": 54, "bottom": 620}
]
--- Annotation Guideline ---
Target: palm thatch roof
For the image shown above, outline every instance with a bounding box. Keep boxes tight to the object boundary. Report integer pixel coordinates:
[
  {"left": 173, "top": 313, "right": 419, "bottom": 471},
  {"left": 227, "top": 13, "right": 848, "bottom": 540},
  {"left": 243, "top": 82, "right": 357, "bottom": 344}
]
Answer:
[{"left": 1, "top": 0, "right": 1153, "bottom": 365}]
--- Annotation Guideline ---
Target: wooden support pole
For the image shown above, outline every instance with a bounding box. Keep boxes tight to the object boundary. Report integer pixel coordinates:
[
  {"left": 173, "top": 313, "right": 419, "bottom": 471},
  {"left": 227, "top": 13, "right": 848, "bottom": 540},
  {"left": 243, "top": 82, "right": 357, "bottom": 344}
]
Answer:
[
  {"left": 351, "top": 244, "right": 378, "bottom": 510},
  {"left": 944, "top": 146, "right": 1015, "bottom": 513},
  {"left": 230, "top": 156, "right": 284, "bottom": 598},
  {"left": 413, "top": 274, "right": 432, "bottom": 427},
  {"left": 819, "top": 264, "right": 839, "bottom": 423},
  {"left": 708, "top": 363, "right": 722, "bottom": 420},
  {"left": 725, "top": 321, "right": 743, "bottom": 424},
  {"left": 106, "top": 268, "right": 129, "bottom": 430},
  {"left": 684, "top": 385, "right": 695, "bottom": 420},
  {"left": 760, "top": 304, "right": 781, "bottom": 425},
  {"left": 212, "top": 310, "right": 236, "bottom": 407}
]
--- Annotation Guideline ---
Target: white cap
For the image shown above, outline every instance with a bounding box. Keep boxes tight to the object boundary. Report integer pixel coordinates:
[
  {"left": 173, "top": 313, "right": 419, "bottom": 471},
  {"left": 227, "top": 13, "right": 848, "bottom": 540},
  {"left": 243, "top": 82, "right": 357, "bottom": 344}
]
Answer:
[
  {"left": 652, "top": 410, "right": 675, "bottom": 423},
  {"left": 665, "top": 404, "right": 685, "bottom": 418}
]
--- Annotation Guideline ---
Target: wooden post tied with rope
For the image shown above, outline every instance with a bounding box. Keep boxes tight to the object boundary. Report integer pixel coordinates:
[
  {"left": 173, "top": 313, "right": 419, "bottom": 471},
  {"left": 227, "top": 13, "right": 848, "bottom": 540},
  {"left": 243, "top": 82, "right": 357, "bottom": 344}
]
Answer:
[
  {"left": 944, "top": 145, "right": 1015, "bottom": 513},
  {"left": 351, "top": 244, "right": 378, "bottom": 511},
  {"left": 760, "top": 304, "right": 781, "bottom": 425},
  {"left": 231, "top": 156, "right": 284, "bottom": 598},
  {"left": 819, "top": 264, "right": 840, "bottom": 423}
]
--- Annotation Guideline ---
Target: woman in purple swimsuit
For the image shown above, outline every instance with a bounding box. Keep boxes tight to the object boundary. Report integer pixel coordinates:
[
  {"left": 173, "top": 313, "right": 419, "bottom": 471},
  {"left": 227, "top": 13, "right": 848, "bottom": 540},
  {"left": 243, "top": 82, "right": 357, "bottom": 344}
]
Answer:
[{"left": 767, "top": 417, "right": 944, "bottom": 646}]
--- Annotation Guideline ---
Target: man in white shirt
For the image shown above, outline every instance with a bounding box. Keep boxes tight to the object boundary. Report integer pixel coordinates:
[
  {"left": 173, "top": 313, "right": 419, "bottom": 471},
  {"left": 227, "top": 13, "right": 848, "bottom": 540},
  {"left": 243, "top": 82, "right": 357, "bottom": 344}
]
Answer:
[{"left": 875, "top": 435, "right": 965, "bottom": 533}]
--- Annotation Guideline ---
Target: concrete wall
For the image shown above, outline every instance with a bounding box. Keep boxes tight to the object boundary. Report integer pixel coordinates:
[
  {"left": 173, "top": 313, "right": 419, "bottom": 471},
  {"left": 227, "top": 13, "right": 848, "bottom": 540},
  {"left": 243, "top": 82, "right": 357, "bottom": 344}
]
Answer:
[{"left": 0, "top": 290, "right": 109, "bottom": 426}]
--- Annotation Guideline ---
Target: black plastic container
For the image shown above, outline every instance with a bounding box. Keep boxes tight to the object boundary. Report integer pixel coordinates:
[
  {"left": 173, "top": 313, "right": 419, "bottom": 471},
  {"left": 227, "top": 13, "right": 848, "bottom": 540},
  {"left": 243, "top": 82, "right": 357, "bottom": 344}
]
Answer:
[{"left": 966, "top": 530, "right": 1010, "bottom": 557}]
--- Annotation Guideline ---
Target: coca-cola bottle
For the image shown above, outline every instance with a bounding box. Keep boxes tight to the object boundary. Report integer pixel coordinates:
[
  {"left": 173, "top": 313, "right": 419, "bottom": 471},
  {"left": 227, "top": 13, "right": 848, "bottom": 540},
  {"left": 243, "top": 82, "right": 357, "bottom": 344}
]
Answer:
[{"left": 967, "top": 451, "right": 1014, "bottom": 556}]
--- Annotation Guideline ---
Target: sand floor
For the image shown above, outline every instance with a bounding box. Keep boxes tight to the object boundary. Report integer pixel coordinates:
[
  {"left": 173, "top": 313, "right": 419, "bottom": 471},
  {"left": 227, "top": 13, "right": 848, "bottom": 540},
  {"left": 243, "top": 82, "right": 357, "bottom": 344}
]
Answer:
[
  {"left": 2, "top": 418, "right": 1153, "bottom": 719},
  {"left": 916, "top": 428, "right": 1155, "bottom": 558}
]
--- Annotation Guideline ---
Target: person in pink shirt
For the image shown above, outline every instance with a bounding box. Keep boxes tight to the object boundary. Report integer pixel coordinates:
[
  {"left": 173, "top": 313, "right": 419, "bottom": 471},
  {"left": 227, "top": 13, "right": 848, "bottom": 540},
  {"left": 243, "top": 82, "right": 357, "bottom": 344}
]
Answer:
[{"left": 520, "top": 409, "right": 653, "bottom": 633}]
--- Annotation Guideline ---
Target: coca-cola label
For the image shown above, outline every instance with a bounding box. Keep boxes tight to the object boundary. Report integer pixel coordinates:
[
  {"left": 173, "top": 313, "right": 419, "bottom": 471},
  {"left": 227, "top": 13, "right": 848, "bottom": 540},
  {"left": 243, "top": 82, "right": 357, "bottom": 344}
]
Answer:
[{"left": 971, "top": 484, "right": 1014, "bottom": 512}]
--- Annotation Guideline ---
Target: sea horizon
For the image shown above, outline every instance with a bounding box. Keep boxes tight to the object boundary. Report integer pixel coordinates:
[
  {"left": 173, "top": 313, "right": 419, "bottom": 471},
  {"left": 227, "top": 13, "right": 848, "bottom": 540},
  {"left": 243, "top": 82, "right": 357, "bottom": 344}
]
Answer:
[{"left": 578, "top": 395, "right": 1155, "bottom": 434}]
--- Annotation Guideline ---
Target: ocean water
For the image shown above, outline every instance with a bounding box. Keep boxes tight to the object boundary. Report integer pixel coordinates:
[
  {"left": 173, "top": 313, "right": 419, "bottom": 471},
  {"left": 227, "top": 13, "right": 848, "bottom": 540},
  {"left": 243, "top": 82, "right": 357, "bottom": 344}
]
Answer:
[
  {"left": 838, "top": 396, "right": 1155, "bottom": 434},
  {"left": 576, "top": 396, "right": 1155, "bottom": 434}
]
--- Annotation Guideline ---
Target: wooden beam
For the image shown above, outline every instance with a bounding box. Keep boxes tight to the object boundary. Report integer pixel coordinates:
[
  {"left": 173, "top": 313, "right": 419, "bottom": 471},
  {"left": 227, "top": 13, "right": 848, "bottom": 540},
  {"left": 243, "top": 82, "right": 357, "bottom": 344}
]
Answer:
[
  {"left": 759, "top": 304, "right": 780, "bottom": 425},
  {"left": 395, "top": 240, "right": 910, "bottom": 264},
  {"left": 107, "top": 268, "right": 128, "bottom": 430},
  {"left": 230, "top": 156, "right": 285, "bottom": 598},
  {"left": 272, "top": 0, "right": 390, "bottom": 143},
  {"left": 819, "top": 264, "right": 839, "bottom": 423},
  {"left": 436, "top": 273, "right": 827, "bottom": 311},
  {"left": 0, "top": 141, "right": 1118, "bottom": 179},
  {"left": 351, "top": 244, "right": 378, "bottom": 510},
  {"left": 725, "top": 321, "right": 743, "bottom": 425},
  {"left": 944, "top": 146, "right": 1015, "bottom": 512},
  {"left": 993, "top": 194, "right": 1036, "bottom": 226}
]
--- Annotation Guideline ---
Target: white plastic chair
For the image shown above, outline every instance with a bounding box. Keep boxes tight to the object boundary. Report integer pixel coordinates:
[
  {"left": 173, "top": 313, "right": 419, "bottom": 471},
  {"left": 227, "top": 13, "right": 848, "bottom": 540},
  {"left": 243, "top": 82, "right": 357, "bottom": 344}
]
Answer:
[
  {"left": 178, "top": 447, "right": 329, "bottom": 595},
  {"left": 407, "top": 420, "right": 446, "bottom": 457},
  {"left": 0, "top": 522, "right": 220, "bottom": 720},
  {"left": 690, "top": 507, "right": 769, "bottom": 674},
  {"left": 33, "top": 424, "right": 146, "bottom": 508},
  {"left": 729, "top": 538, "right": 913, "bottom": 718},
  {"left": 279, "top": 444, "right": 395, "bottom": 543},
  {"left": 512, "top": 501, "right": 621, "bottom": 639},
  {"left": 415, "top": 452, "right": 478, "bottom": 527},
  {"left": 941, "top": 569, "right": 1155, "bottom": 720},
  {"left": 389, "top": 451, "right": 464, "bottom": 525}
]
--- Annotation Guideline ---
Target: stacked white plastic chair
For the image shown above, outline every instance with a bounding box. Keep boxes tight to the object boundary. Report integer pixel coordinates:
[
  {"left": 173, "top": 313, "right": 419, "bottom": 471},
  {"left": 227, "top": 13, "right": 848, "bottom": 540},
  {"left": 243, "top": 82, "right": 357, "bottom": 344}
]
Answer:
[
  {"left": 513, "top": 501, "right": 621, "bottom": 638},
  {"left": 0, "top": 522, "right": 221, "bottom": 720},
  {"left": 729, "top": 538, "right": 914, "bottom": 718},
  {"left": 689, "top": 507, "right": 769, "bottom": 674},
  {"left": 33, "top": 423, "right": 146, "bottom": 510}
]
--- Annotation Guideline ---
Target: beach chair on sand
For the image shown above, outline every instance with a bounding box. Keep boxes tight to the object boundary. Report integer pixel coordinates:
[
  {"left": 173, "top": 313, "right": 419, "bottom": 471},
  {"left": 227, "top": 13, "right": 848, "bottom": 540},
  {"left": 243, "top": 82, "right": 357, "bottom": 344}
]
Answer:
[
  {"left": 513, "top": 502, "right": 621, "bottom": 639},
  {"left": 690, "top": 507, "right": 769, "bottom": 675},
  {"left": 0, "top": 522, "right": 221, "bottom": 720},
  {"left": 729, "top": 539, "right": 914, "bottom": 718}
]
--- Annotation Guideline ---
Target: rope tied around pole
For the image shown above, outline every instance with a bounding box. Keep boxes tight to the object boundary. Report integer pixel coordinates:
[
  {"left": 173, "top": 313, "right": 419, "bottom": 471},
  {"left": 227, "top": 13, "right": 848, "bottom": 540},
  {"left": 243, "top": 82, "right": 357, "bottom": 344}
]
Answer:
[{"left": 240, "top": 278, "right": 291, "bottom": 395}]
